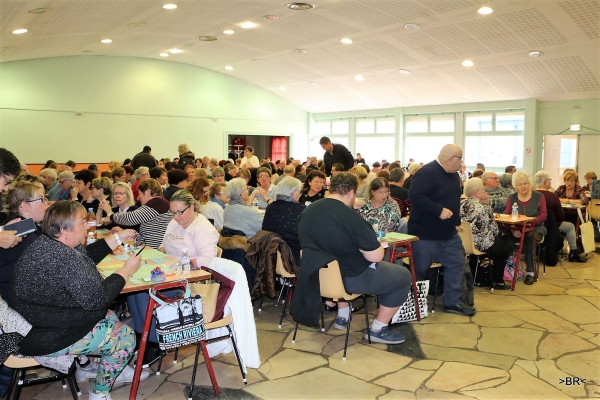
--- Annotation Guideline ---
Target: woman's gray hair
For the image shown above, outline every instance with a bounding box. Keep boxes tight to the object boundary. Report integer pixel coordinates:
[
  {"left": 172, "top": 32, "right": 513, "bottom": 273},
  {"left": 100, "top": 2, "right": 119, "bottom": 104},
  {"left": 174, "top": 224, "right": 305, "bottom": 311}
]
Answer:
[
  {"left": 226, "top": 178, "right": 247, "bottom": 201},
  {"left": 464, "top": 177, "right": 484, "bottom": 197},
  {"left": 499, "top": 173, "right": 513, "bottom": 188},
  {"left": 58, "top": 170, "right": 74, "bottom": 181},
  {"left": 134, "top": 166, "right": 149, "bottom": 179},
  {"left": 43, "top": 201, "right": 86, "bottom": 239},
  {"left": 170, "top": 189, "right": 200, "bottom": 211},
  {"left": 111, "top": 182, "right": 135, "bottom": 208},
  {"left": 39, "top": 168, "right": 57, "bottom": 180},
  {"left": 277, "top": 177, "right": 302, "bottom": 197},
  {"left": 512, "top": 170, "right": 532, "bottom": 188},
  {"left": 178, "top": 143, "right": 190, "bottom": 155},
  {"left": 212, "top": 167, "right": 225, "bottom": 177},
  {"left": 533, "top": 170, "right": 551, "bottom": 187}
]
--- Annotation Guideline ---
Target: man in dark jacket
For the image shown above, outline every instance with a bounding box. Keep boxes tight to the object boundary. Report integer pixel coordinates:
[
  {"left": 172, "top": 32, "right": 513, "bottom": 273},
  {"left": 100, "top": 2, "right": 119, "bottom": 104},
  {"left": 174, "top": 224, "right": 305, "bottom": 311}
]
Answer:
[
  {"left": 131, "top": 145, "right": 157, "bottom": 170},
  {"left": 320, "top": 137, "right": 354, "bottom": 176}
]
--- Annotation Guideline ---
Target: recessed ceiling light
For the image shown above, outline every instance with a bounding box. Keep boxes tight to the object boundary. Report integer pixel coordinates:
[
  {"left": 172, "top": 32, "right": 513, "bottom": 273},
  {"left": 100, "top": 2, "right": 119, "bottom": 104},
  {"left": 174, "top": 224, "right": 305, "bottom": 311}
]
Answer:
[
  {"left": 28, "top": 8, "right": 49, "bottom": 14},
  {"left": 12, "top": 29, "right": 28, "bottom": 34},
  {"left": 253, "top": 59, "right": 263, "bottom": 63},
  {"left": 225, "top": 65, "right": 233, "bottom": 70},
  {"left": 159, "top": 53, "right": 169, "bottom": 57},
  {"left": 309, "top": 82, "right": 319, "bottom": 86},
  {"left": 223, "top": 30, "right": 234, "bottom": 34},
  {"left": 162, "top": 4, "right": 177, "bottom": 9},
  {"left": 100, "top": 39, "right": 112, "bottom": 44},
  {"left": 354, "top": 75, "right": 364, "bottom": 81},
  {"left": 169, "top": 48, "right": 182, "bottom": 54},
  {"left": 404, "top": 23, "right": 419, "bottom": 30},
  {"left": 477, "top": 7, "right": 493, "bottom": 15},
  {"left": 295, "top": 49, "right": 307, "bottom": 53},
  {"left": 197, "top": 36, "right": 217, "bottom": 41},
  {"left": 286, "top": 3, "right": 315, "bottom": 10},
  {"left": 240, "top": 22, "right": 257, "bottom": 29},
  {"left": 398, "top": 69, "right": 410, "bottom": 75},
  {"left": 340, "top": 38, "right": 353, "bottom": 44},
  {"left": 528, "top": 51, "right": 543, "bottom": 58},
  {"left": 279, "top": 86, "right": 287, "bottom": 91},
  {"left": 461, "top": 60, "right": 474, "bottom": 67},
  {"left": 263, "top": 15, "right": 278, "bottom": 20},
  {"left": 128, "top": 22, "right": 144, "bottom": 27}
]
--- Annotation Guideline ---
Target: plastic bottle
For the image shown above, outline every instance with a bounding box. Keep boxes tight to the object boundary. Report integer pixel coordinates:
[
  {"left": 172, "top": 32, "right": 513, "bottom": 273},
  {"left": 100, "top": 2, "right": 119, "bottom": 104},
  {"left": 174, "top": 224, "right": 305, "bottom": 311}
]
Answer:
[
  {"left": 181, "top": 248, "right": 191, "bottom": 275},
  {"left": 86, "top": 231, "right": 96, "bottom": 245},
  {"left": 252, "top": 197, "right": 259, "bottom": 210},
  {"left": 511, "top": 203, "right": 519, "bottom": 221},
  {"left": 86, "top": 208, "right": 97, "bottom": 239}
]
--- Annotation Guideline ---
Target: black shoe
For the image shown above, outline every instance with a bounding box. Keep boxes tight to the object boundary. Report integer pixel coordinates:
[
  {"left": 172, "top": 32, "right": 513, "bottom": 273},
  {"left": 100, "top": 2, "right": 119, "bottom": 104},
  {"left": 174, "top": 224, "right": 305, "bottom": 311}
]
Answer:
[
  {"left": 323, "top": 304, "right": 338, "bottom": 313},
  {"left": 491, "top": 283, "right": 511, "bottom": 290},
  {"left": 443, "top": 304, "right": 476, "bottom": 316},
  {"left": 524, "top": 275, "right": 534, "bottom": 285},
  {"left": 568, "top": 251, "right": 587, "bottom": 263}
]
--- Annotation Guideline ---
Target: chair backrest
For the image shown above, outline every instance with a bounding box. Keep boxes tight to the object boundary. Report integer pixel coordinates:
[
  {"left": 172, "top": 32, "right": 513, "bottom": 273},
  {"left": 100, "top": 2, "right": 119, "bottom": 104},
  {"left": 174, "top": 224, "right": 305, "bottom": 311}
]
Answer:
[
  {"left": 457, "top": 221, "right": 484, "bottom": 256},
  {"left": 319, "top": 260, "right": 359, "bottom": 301},
  {"left": 588, "top": 199, "right": 600, "bottom": 221},
  {"left": 216, "top": 246, "right": 223, "bottom": 258},
  {"left": 276, "top": 250, "right": 295, "bottom": 278}
]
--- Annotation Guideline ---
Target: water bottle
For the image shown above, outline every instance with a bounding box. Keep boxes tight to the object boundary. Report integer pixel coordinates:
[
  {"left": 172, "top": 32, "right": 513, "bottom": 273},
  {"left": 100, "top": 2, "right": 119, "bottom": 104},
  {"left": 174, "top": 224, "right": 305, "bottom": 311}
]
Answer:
[
  {"left": 86, "top": 231, "right": 96, "bottom": 245},
  {"left": 86, "top": 208, "right": 97, "bottom": 238},
  {"left": 511, "top": 203, "right": 519, "bottom": 221},
  {"left": 180, "top": 248, "right": 191, "bottom": 275},
  {"left": 252, "top": 197, "right": 259, "bottom": 210}
]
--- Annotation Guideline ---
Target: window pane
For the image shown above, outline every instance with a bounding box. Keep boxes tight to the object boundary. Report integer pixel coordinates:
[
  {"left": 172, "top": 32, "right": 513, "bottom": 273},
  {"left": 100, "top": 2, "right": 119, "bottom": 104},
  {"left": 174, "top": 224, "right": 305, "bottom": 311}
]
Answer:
[
  {"left": 405, "top": 116, "right": 428, "bottom": 133},
  {"left": 559, "top": 138, "right": 577, "bottom": 169},
  {"left": 313, "top": 121, "right": 330, "bottom": 136},
  {"left": 332, "top": 120, "right": 349, "bottom": 135},
  {"left": 309, "top": 136, "right": 323, "bottom": 159},
  {"left": 465, "top": 114, "right": 492, "bottom": 131},
  {"left": 496, "top": 112, "right": 524, "bottom": 131},
  {"left": 404, "top": 136, "right": 454, "bottom": 165},
  {"left": 465, "top": 136, "right": 523, "bottom": 169},
  {"left": 332, "top": 137, "right": 349, "bottom": 150},
  {"left": 430, "top": 115, "right": 455, "bottom": 132},
  {"left": 356, "top": 119, "right": 375, "bottom": 134},
  {"left": 376, "top": 118, "right": 395, "bottom": 134},
  {"left": 357, "top": 137, "right": 395, "bottom": 165}
]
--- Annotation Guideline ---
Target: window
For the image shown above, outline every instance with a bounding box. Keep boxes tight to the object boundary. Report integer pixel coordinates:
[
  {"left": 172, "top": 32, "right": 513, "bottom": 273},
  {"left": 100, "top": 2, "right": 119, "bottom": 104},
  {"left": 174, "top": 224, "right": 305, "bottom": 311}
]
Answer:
[
  {"left": 356, "top": 119, "right": 375, "bottom": 134},
  {"left": 465, "top": 114, "right": 492, "bottom": 131},
  {"left": 331, "top": 120, "right": 349, "bottom": 135},
  {"left": 496, "top": 112, "right": 524, "bottom": 131},
  {"left": 313, "top": 121, "right": 330, "bottom": 136},
  {"left": 430, "top": 115, "right": 455, "bottom": 132},
  {"left": 356, "top": 137, "right": 395, "bottom": 165},
  {"left": 403, "top": 114, "right": 456, "bottom": 164},
  {"left": 405, "top": 136, "right": 454, "bottom": 164},
  {"left": 376, "top": 118, "right": 395, "bottom": 134},
  {"left": 405, "top": 116, "right": 428, "bottom": 133},
  {"left": 559, "top": 138, "right": 577, "bottom": 169},
  {"left": 311, "top": 119, "right": 350, "bottom": 157}
]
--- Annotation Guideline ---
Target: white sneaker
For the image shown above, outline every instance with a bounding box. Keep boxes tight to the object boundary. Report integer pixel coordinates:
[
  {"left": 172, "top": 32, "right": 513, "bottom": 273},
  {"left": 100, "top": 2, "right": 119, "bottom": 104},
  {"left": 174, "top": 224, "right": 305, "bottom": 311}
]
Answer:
[
  {"left": 114, "top": 365, "right": 150, "bottom": 385},
  {"left": 76, "top": 359, "right": 99, "bottom": 383},
  {"left": 89, "top": 392, "right": 112, "bottom": 400}
]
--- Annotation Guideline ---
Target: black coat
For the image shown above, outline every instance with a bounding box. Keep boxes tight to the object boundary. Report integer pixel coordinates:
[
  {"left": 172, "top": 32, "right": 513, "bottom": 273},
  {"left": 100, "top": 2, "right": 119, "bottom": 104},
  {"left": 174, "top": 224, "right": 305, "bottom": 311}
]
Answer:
[
  {"left": 131, "top": 151, "right": 157, "bottom": 170},
  {"left": 323, "top": 144, "right": 354, "bottom": 176}
]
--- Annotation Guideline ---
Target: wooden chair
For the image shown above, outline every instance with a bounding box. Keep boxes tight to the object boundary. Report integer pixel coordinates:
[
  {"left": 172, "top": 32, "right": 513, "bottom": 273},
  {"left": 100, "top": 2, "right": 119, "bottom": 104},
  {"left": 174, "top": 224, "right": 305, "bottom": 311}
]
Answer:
[
  {"left": 588, "top": 199, "right": 600, "bottom": 229},
  {"left": 457, "top": 221, "right": 490, "bottom": 289},
  {"left": 292, "top": 260, "right": 370, "bottom": 361},
  {"left": 4, "top": 356, "right": 81, "bottom": 400},
  {"left": 216, "top": 246, "right": 223, "bottom": 258},
  {"left": 275, "top": 250, "right": 296, "bottom": 329}
]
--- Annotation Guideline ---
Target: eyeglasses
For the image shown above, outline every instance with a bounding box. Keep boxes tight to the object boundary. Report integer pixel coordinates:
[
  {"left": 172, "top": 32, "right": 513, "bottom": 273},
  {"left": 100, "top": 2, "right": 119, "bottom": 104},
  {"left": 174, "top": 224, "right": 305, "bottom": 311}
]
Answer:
[
  {"left": 258, "top": 175, "right": 270, "bottom": 179},
  {"left": 26, "top": 197, "right": 48, "bottom": 203},
  {"left": 1, "top": 173, "right": 13, "bottom": 185},
  {"left": 113, "top": 191, "right": 127, "bottom": 196},
  {"left": 168, "top": 204, "right": 191, "bottom": 216},
  {"left": 202, "top": 189, "right": 210, "bottom": 195},
  {"left": 516, "top": 183, "right": 530, "bottom": 187},
  {"left": 59, "top": 179, "right": 72, "bottom": 184},
  {"left": 374, "top": 190, "right": 389, "bottom": 196}
]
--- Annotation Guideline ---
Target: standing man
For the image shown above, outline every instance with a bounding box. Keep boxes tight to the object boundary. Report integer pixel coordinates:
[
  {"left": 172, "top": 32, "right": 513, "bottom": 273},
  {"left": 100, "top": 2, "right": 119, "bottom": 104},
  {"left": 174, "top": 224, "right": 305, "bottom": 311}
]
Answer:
[
  {"left": 320, "top": 137, "right": 354, "bottom": 177},
  {"left": 293, "top": 172, "right": 411, "bottom": 344},
  {"left": 408, "top": 144, "right": 475, "bottom": 316},
  {"left": 131, "top": 145, "right": 157, "bottom": 170}
]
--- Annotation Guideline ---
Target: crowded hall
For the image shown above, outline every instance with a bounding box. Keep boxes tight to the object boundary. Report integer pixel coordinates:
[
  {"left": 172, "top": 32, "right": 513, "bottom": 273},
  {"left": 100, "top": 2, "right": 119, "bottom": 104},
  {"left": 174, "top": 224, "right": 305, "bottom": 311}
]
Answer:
[{"left": 1, "top": 1, "right": 600, "bottom": 399}]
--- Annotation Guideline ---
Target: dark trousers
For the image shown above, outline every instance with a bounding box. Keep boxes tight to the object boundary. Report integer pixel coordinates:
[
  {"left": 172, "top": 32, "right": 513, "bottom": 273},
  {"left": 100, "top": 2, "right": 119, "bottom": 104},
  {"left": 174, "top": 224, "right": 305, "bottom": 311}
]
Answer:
[{"left": 485, "top": 234, "right": 516, "bottom": 283}]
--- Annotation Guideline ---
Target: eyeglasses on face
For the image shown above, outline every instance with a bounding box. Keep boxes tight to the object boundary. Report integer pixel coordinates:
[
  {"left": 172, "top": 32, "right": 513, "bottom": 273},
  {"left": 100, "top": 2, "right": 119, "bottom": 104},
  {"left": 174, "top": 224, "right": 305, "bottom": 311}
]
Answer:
[
  {"left": 26, "top": 197, "right": 48, "bottom": 203},
  {"left": 258, "top": 175, "right": 269, "bottom": 179},
  {"left": 59, "top": 179, "right": 72, "bottom": 184},
  {"left": 374, "top": 190, "right": 389, "bottom": 196},
  {"left": 168, "top": 204, "right": 191, "bottom": 216},
  {"left": 113, "top": 191, "right": 127, "bottom": 196},
  {"left": 0, "top": 173, "right": 13, "bottom": 185}
]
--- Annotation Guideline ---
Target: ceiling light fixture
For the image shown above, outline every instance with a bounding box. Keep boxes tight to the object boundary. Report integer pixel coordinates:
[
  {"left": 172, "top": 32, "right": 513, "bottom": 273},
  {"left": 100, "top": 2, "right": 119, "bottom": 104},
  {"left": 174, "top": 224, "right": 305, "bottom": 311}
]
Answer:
[
  {"left": 279, "top": 86, "right": 287, "bottom": 91},
  {"left": 404, "top": 23, "right": 419, "bottom": 30},
  {"left": 240, "top": 22, "right": 257, "bottom": 29},
  {"left": 225, "top": 66, "right": 233, "bottom": 70},
  {"left": 286, "top": 3, "right": 315, "bottom": 10},
  {"left": 461, "top": 60, "right": 474, "bottom": 67},
  {"left": 128, "top": 22, "right": 144, "bottom": 27},
  {"left": 477, "top": 7, "right": 493, "bottom": 15},
  {"left": 398, "top": 69, "right": 410, "bottom": 75},
  {"left": 253, "top": 59, "right": 263, "bottom": 63},
  {"left": 159, "top": 53, "right": 169, "bottom": 57},
  {"left": 295, "top": 49, "right": 307, "bottom": 53},
  {"left": 223, "top": 30, "right": 234, "bottom": 34},
  {"left": 12, "top": 29, "right": 28, "bottom": 34},
  {"left": 162, "top": 4, "right": 177, "bottom": 9},
  {"left": 263, "top": 15, "right": 278, "bottom": 20},
  {"left": 528, "top": 51, "right": 543, "bottom": 58},
  {"left": 570, "top": 124, "right": 581, "bottom": 131},
  {"left": 197, "top": 36, "right": 217, "bottom": 41},
  {"left": 28, "top": 8, "right": 49, "bottom": 14},
  {"left": 354, "top": 75, "right": 364, "bottom": 81},
  {"left": 340, "top": 38, "right": 353, "bottom": 44},
  {"left": 100, "top": 39, "right": 112, "bottom": 43},
  {"left": 169, "top": 48, "right": 182, "bottom": 53},
  {"left": 309, "top": 82, "right": 319, "bottom": 86}
]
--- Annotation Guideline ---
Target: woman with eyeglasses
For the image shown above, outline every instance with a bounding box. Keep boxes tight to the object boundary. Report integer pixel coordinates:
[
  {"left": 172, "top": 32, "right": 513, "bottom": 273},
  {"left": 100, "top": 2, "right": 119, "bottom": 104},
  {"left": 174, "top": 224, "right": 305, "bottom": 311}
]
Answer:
[
  {"left": 186, "top": 177, "right": 224, "bottom": 228},
  {"left": 57, "top": 170, "right": 76, "bottom": 201},
  {"left": 97, "top": 182, "right": 139, "bottom": 231},
  {"left": 246, "top": 167, "right": 278, "bottom": 210},
  {"left": 357, "top": 177, "right": 405, "bottom": 234}
]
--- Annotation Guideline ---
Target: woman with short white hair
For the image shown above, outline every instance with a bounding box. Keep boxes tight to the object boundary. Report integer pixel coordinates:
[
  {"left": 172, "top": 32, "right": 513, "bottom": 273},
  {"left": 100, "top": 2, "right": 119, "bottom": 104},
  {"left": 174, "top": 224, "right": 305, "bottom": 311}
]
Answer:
[{"left": 223, "top": 178, "right": 264, "bottom": 238}]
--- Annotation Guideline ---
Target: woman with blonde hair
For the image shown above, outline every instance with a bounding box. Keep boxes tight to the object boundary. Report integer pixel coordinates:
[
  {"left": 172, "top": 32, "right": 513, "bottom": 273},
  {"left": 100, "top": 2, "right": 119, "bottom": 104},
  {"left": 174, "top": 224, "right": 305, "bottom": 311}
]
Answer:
[
  {"left": 555, "top": 170, "right": 589, "bottom": 205},
  {"left": 177, "top": 143, "right": 195, "bottom": 167},
  {"left": 403, "top": 163, "right": 421, "bottom": 190},
  {"left": 350, "top": 165, "right": 368, "bottom": 199}
]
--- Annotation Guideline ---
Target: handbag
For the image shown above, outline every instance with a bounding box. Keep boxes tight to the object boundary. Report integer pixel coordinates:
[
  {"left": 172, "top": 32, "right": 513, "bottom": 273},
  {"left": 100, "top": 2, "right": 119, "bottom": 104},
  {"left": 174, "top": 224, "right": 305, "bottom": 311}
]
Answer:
[
  {"left": 189, "top": 281, "right": 220, "bottom": 323},
  {"left": 201, "top": 266, "right": 235, "bottom": 321},
  {"left": 577, "top": 207, "right": 596, "bottom": 255},
  {"left": 149, "top": 282, "right": 205, "bottom": 350},
  {"left": 392, "top": 280, "right": 429, "bottom": 323},
  {"left": 504, "top": 250, "right": 523, "bottom": 282}
]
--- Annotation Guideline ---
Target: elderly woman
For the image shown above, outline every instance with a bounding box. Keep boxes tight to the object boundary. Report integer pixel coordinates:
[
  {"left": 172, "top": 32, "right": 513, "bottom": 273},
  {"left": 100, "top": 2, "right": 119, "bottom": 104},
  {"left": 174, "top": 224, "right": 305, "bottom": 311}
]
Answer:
[
  {"left": 534, "top": 171, "right": 585, "bottom": 263},
  {"left": 237, "top": 168, "right": 252, "bottom": 189},
  {"left": 583, "top": 171, "right": 597, "bottom": 192},
  {"left": 224, "top": 178, "right": 264, "bottom": 238},
  {"left": 460, "top": 178, "right": 514, "bottom": 290},
  {"left": 358, "top": 177, "right": 405, "bottom": 234},
  {"left": 8, "top": 202, "right": 148, "bottom": 399},
  {"left": 458, "top": 163, "right": 471, "bottom": 182},
  {"left": 177, "top": 143, "right": 195, "bottom": 167},
  {"left": 351, "top": 165, "right": 369, "bottom": 199},
  {"left": 240, "top": 146, "right": 260, "bottom": 169},
  {"left": 56, "top": 170, "right": 76, "bottom": 200},
  {"left": 247, "top": 167, "right": 278, "bottom": 210},
  {"left": 39, "top": 168, "right": 58, "bottom": 192},
  {"left": 131, "top": 166, "right": 149, "bottom": 202},
  {"left": 224, "top": 163, "right": 237, "bottom": 181},
  {"left": 97, "top": 182, "right": 139, "bottom": 231},
  {"left": 84, "top": 177, "right": 112, "bottom": 215},
  {"left": 262, "top": 177, "right": 305, "bottom": 265},
  {"left": 504, "top": 171, "right": 547, "bottom": 285},
  {"left": 209, "top": 182, "right": 229, "bottom": 209},
  {"left": 187, "top": 177, "right": 223, "bottom": 228},
  {"left": 499, "top": 173, "right": 514, "bottom": 189},
  {"left": 299, "top": 170, "right": 327, "bottom": 206},
  {"left": 556, "top": 170, "right": 589, "bottom": 205},
  {"left": 211, "top": 167, "right": 225, "bottom": 183}
]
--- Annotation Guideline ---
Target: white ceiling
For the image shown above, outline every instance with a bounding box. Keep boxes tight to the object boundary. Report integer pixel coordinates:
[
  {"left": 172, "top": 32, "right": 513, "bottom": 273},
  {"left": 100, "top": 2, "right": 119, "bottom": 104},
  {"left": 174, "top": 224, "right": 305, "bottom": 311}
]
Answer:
[{"left": 1, "top": 0, "right": 599, "bottom": 113}]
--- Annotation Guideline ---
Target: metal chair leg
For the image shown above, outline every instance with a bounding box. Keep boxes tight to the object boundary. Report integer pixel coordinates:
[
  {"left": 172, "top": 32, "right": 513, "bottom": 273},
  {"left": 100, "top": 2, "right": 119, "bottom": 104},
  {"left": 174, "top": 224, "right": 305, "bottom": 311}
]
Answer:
[
  {"left": 432, "top": 269, "right": 440, "bottom": 313},
  {"left": 188, "top": 342, "right": 203, "bottom": 400},
  {"left": 226, "top": 325, "right": 247, "bottom": 384},
  {"left": 342, "top": 301, "right": 353, "bottom": 361},
  {"left": 173, "top": 347, "right": 179, "bottom": 364},
  {"left": 292, "top": 322, "right": 299, "bottom": 344},
  {"left": 363, "top": 296, "right": 370, "bottom": 344}
]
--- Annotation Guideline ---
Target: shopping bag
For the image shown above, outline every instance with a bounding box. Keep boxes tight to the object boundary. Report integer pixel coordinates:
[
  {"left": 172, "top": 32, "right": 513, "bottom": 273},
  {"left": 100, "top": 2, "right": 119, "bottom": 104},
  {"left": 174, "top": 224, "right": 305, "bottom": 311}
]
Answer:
[
  {"left": 578, "top": 207, "right": 596, "bottom": 255},
  {"left": 189, "top": 281, "right": 220, "bottom": 323},
  {"left": 504, "top": 251, "right": 523, "bottom": 282},
  {"left": 392, "top": 280, "right": 429, "bottom": 323}
]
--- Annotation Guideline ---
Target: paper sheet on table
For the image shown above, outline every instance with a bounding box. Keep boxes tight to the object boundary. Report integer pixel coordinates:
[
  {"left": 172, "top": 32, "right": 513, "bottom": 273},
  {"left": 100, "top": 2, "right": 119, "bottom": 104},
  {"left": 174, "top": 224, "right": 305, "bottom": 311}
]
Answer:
[
  {"left": 138, "top": 248, "right": 168, "bottom": 260},
  {"left": 381, "top": 232, "right": 417, "bottom": 242},
  {"left": 96, "top": 229, "right": 110, "bottom": 235},
  {"left": 100, "top": 264, "right": 165, "bottom": 281}
]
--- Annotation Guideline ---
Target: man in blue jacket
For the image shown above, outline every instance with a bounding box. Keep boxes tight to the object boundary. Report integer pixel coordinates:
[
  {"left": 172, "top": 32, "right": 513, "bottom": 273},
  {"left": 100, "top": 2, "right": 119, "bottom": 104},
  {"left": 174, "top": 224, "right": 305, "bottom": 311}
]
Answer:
[{"left": 408, "top": 144, "right": 475, "bottom": 316}]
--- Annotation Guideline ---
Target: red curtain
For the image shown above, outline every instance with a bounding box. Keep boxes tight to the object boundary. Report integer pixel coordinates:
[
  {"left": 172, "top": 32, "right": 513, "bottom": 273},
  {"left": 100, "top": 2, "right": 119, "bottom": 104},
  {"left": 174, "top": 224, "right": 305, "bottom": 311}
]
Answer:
[{"left": 271, "top": 136, "right": 287, "bottom": 162}]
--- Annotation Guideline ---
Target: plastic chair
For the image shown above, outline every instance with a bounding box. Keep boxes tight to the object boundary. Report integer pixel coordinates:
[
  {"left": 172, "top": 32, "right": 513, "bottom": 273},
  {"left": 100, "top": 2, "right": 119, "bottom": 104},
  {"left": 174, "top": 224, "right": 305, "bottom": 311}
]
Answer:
[
  {"left": 457, "top": 222, "right": 490, "bottom": 288},
  {"left": 216, "top": 246, "right": 223, "bottom": 258},
  {"left": 275, "top": 250, "right": 296, "bottom": 328},
  {"left": 588, "top": 199, "right": 600, "bottom": 229},
  {"left": 4, "top": 356, "right": 81, "bottom": 400},
  {"left": 292, "top": 260, "right": 370, "bottom": 361}
]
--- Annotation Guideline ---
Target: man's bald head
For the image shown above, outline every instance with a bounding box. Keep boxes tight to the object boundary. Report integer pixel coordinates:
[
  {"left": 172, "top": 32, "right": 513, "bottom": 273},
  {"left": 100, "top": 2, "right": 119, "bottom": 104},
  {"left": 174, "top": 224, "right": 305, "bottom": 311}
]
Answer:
[{"left": 437, "top": 144, "right": 463, "bottom": 173}]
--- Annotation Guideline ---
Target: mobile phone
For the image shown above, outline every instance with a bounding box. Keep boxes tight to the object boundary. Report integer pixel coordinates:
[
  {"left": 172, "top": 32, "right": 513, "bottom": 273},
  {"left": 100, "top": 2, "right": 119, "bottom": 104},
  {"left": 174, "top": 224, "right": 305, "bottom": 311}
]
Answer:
[
  {"left": 135, "top": 245, "right": 146, "bottom": 256},
  {"left": 3, "top": 218, "right": 36, "bottom": 237}
]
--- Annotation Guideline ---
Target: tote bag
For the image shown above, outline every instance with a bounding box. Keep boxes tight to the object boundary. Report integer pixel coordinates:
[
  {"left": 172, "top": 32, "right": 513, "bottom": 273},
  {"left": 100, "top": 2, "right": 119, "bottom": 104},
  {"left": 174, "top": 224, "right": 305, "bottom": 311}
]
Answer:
[
  {"left": 578, "top": 207, "right": 596, "bottom": 255},
  {"left": 392, "top": 280, "right": 429, "bottom": 323}
]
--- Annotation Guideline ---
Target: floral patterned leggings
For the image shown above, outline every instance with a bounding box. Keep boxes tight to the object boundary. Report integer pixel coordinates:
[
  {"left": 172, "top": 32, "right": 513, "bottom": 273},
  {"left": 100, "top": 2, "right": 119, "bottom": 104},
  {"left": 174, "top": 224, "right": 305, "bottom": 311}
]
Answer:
[{"left": 47, "top": 310, "right": 135, "bottom": 394}]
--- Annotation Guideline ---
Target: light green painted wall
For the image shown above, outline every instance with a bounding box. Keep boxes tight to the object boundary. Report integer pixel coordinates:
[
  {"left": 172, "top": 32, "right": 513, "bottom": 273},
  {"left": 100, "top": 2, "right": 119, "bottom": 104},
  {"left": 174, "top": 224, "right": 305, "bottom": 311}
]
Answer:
[{"left": 0, "top": 56, "right": 308, "bottom": 163}]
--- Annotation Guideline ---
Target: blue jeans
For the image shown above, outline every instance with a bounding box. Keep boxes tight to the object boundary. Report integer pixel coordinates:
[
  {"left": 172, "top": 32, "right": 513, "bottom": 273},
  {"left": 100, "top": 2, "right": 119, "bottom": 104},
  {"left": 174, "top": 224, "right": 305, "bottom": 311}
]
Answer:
[{"left": 412, "top": 234, "right": 465, "bottom": 307}]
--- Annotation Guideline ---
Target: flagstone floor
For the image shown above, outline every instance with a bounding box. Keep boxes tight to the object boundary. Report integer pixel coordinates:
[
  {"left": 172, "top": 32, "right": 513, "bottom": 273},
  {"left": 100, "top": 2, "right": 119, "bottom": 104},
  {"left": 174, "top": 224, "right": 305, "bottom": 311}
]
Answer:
[{"left": 17, "top": 250, "right": 600, "bottom": 400}]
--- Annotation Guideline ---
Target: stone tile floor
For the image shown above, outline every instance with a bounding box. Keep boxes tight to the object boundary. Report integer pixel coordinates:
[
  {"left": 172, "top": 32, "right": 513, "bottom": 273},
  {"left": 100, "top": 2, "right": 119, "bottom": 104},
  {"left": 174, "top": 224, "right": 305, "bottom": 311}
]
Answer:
[{"left": 15, "top": 250, "right": 600, "bottom": 400}]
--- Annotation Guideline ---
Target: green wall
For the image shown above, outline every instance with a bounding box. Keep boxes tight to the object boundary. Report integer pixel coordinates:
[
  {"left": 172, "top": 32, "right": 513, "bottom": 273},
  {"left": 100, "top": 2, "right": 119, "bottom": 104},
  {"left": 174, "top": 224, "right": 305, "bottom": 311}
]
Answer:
[{"left": 0, "top": 56, "right": 308, "bottom": 163}]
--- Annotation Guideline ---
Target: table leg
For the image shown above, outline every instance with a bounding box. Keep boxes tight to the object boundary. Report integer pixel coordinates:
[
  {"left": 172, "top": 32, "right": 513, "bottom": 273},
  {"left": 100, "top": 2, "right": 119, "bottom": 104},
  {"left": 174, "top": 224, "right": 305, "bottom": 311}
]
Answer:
[
  {"left": 511, "top": 223, "right": 526, "bottom": 291},
  {"left": 129, "top": 297, "right": 155, "bottom": 400},
  {"left": 406, "top": 244, "right": 421, "bottom": 321}
]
